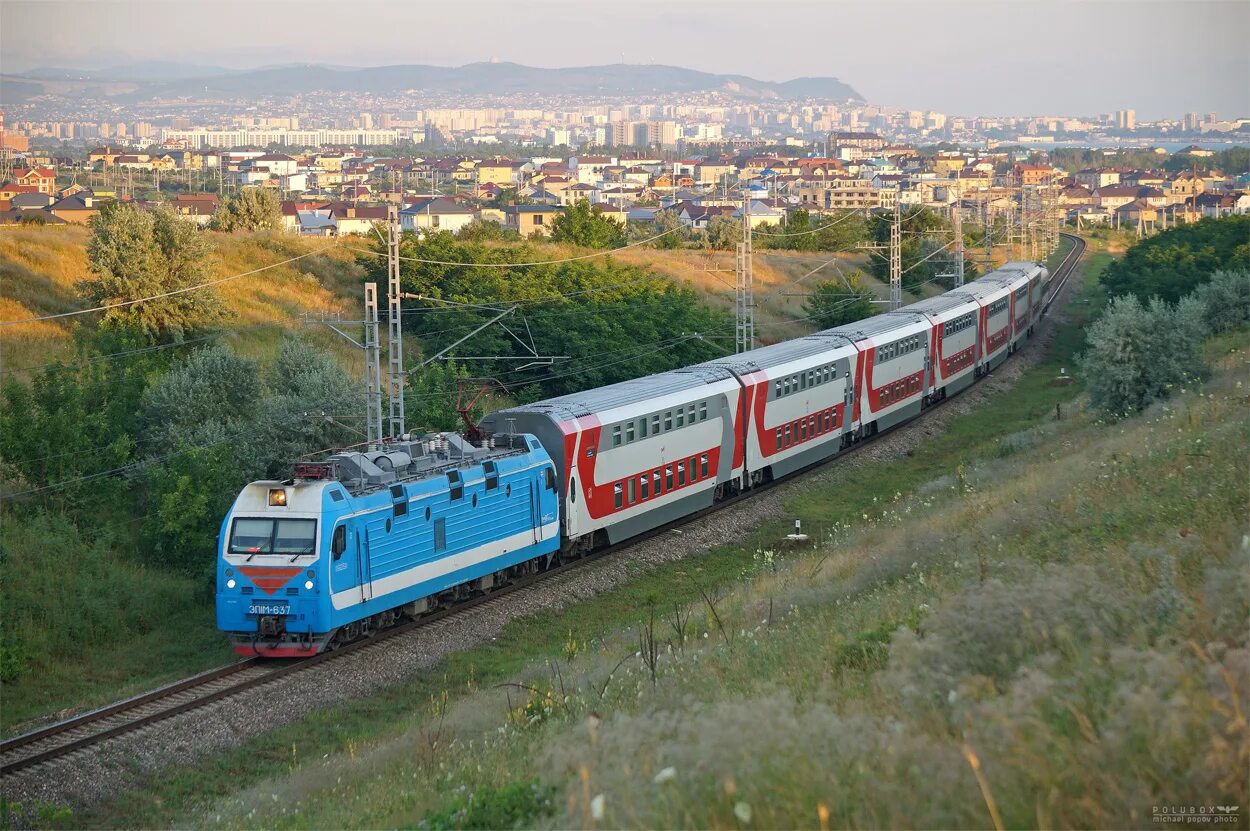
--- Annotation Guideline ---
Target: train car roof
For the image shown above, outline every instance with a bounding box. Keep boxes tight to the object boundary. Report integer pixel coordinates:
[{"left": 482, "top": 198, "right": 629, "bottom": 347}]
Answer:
[
  {"left": 492, "top": 364, "right": 736, "bottom": 421},
  {"left": 818, "top": 310, "right": 928, "bottom": 341},
  {"left": 700, "top": 332, "right": 856, "bottom": 374},
  {"left": 894, "top": 293, "right": 976, "bottom": 316}
]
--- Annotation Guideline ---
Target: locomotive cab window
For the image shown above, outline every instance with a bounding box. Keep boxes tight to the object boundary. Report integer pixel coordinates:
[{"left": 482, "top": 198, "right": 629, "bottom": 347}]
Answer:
[
  {"left": 228, "top": 517, "right": 316, "bottom": 556},
  {"left": 331, "top": 525, "right": 346, "bottom": 560},
  {"left": 545, "top": 467, "right": 557, "bottom": 491}
]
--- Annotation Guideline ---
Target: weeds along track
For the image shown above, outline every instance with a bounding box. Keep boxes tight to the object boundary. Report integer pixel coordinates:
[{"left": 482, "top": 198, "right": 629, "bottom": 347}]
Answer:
[{"left": 0, "top": 235, "right": 1085, "bottom": 781}]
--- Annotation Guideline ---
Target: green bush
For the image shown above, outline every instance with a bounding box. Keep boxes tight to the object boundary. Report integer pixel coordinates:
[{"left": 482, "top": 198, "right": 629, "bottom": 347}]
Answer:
[
  {"left": 1078, "top": 293, "right": 1207, "bottom": 416},
  {"left": 1189, "top": 269, "right": 1250, "bottom": 333},
  {"left": 420, "top": 780, "right": 555, "bottom": 830}
]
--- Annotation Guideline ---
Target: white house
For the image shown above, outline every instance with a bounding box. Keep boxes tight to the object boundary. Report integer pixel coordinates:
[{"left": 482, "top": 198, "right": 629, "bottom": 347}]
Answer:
[{"left": 399, "top": 197, "right": 477, "bottom": 234}]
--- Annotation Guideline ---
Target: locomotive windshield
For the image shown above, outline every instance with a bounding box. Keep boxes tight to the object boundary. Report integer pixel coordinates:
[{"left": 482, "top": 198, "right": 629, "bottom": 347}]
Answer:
[{"left": 228, "top": 517, "right": 317, "bottom": 557}]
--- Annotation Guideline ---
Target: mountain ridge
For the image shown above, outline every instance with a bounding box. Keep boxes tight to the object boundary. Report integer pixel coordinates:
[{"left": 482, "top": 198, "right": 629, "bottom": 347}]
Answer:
[{"left": 4, "top": 61, "right": 863, "bottom": 105}]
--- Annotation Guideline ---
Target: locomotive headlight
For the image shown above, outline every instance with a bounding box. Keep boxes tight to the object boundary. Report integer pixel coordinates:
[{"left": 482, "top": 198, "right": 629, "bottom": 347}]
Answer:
[
  {"left": 304, "top": 580, "right": 314, "bottom": 590},
  {"left": 268, "top": 488, "right": 288, "bottom": 507},
  {"left": 226, "top": 578, "right": 237, "bottom": 589}
]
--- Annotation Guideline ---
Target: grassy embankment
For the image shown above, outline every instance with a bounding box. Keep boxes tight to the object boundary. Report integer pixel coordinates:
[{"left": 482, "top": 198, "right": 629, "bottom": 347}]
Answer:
[{"left": 67, "top": 239, "right": 1246, "bottom": 830}]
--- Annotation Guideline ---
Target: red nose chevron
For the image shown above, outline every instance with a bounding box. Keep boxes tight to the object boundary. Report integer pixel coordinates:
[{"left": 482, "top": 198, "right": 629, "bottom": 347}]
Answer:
[{"left": 237, "top": 566, "right": 303, "bottom": 595}]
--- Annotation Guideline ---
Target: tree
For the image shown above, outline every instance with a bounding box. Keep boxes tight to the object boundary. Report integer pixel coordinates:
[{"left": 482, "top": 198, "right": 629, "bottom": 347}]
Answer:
[
  {"left": 210, "top": 188, "right": 282, "bottom": 232},
  {"left": 1079, "top": 294, "right": 1207, "bottom": 417},
  {"left": 625, "top": 209, "right": 684, "bottom": 249},
  {"left": 706, "top": 214, "right": 742, "bottom": 250},
  {"left": 140, "top": 344, "right": 262, "bottom": 450},
  {"left": 550, "top": 200, "right": 626, "bottom": 249},
  {"left": 138, "top": 337, "right": 362, "bottom": 573},
  {"left": 1100, "top": 216, "right": 1250, "bottom": 303},
  {"left": 247, "top": 336, "right": 364, "bottom": 477},
  {"left": 405, "top": 362, "right": 474, "bottom": 432},
  {"left": 803, "top": 273, "right": 878, "bottom": 329},
  {"left": 1190, "top": 269, "right": 1250, "bottom": 334},
  {"left": 456, "top": 219, "right": 521, "bottom": 243},
  {"left": 81, "top": 203, "right": 223, "bottom": 342}
]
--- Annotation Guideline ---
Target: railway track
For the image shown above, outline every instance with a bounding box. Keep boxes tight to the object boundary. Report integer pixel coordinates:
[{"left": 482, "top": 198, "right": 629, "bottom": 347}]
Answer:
[{"left": 0, "top": 234, "right": 1086, "bottom": 780}]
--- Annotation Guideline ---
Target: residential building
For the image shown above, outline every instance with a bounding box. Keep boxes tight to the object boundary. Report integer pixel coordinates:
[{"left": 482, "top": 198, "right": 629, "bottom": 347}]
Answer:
[
  {"left": 505, "top": 204, "right": 562, "bottom": 237},
  {"left": 399, "top": 197, "right": 477, "bottom": 234}
]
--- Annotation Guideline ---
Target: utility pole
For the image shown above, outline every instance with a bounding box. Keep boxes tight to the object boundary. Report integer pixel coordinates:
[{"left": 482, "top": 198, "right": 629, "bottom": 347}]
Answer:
[
  {"left": 981, "top": 196, "right": 992, "bottom": 267},
  {"left": 735, "top": 191, "right": 755, "bottom": 353},
  {"left": 385, "top": 204, "right": 406, "bottom": 439},
  {"left": 363, "top": 283, "right": 385, "bottom": 450},
  {"left": 889, "top": 185, "right": 902, "bottom": 310},
  {"left": 940, "top": 181, "right": 965, "bottom": 284}
]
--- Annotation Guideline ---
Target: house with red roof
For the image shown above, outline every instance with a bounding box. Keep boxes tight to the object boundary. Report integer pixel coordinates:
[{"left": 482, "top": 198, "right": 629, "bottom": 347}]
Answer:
[{"left": 12, "top": 167, "right": 56, "bottom": 195}]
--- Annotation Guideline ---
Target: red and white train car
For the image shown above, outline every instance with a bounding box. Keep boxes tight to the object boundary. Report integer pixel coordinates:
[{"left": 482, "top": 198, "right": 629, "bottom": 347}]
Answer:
[
  {"left": 706, "top": 335, "right": 860, "bottom": 482},
  {"left": 898, "top": 293, "right": 982, "bottom": 399},
  {"left": 478, "top": 366, "right": 745, "bottom": 547},
  {"left": 823, "top": 313, "right": 933, "bottom": 435}
]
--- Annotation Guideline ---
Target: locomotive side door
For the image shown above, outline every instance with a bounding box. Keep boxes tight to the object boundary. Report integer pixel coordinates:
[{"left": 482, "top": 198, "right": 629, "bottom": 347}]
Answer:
[
  {"left": 356, "top": 527, "right": 373, "bottom": 604},
  {"left": 329, "top": 520, "right": 360, "bottom": 597}
]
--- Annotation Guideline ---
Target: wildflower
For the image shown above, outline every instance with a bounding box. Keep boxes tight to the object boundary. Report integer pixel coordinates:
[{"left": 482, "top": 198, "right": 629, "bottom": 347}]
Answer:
[
  {"left": 734, "top": 802, "right": 753, "bottom": 824},
  {"left": 654, "top": 766, "right": 677, "bottom": 784},
  {"left": 590, "top": 794, "right": 606, "bottom": 821}
]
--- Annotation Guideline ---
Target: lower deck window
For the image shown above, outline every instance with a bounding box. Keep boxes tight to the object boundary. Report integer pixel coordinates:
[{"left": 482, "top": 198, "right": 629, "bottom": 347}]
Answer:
[
  {"left": 700, "top": 454, "right": 709, "bottom": 478},
  {"left": 614, "top": 483, "right": 623, "bottom": 509}
]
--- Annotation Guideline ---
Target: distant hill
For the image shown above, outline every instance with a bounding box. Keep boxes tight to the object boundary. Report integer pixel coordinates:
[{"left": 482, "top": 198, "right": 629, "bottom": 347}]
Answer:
[
  {"left": 3, "top": 61, "right": 862, "bottom": 105},
  {"left": 21, "top": 61, "right": 238, "bottom": 81}
]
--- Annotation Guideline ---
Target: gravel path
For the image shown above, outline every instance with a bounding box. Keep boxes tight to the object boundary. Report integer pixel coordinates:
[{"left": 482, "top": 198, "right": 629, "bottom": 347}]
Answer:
[{"left": 0, "top": 260, "right": 1081, "bottom": 821}]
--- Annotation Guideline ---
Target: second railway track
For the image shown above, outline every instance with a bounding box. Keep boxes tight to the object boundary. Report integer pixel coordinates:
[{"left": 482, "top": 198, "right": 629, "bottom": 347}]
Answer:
[{"left": 0, "top": 235, "right": 1086, "bottom": 780}]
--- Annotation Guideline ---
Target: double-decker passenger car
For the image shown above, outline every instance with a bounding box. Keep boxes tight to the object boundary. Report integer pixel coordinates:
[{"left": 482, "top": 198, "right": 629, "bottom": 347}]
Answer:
[
  {"left": 705, "top": 334, "right": 859, "bottom": 482},
  {"left": 478, "top": 366, "right": 746, "bottom": 549},
  {"left": 824, "top": 312, "right": 933, "bottom": 435}
]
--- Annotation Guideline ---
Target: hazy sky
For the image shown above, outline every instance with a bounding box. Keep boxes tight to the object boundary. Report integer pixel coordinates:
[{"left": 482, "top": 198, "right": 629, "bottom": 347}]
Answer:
[{"left": 3, "top": 0, "right": 1247, "bottom": 119}]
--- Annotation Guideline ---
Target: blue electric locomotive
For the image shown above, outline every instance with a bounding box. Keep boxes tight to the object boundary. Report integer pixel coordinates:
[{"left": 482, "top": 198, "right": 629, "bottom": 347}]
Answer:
[{"left": 216, "top": 432, "right": 560, "bottom": 657}]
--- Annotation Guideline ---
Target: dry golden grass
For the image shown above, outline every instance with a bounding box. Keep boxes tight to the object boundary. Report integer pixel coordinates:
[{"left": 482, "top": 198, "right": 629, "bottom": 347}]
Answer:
[{"left": 0, "top": 226, "right": 367, "bottom": 373}]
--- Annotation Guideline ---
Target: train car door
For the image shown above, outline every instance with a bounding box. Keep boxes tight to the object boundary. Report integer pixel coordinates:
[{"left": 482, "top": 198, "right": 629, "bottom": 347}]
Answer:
[
  {"left": 528, "top": 477, "right": 541, "bottom": 544},
  {"left": 356, "top": 527, "right": 373, "bottom": 604}
]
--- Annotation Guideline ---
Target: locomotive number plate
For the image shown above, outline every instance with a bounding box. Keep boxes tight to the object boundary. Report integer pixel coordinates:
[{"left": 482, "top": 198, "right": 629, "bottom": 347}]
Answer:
[{"left": 247, "top": 602, "right": 290, "bottom": 616}]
